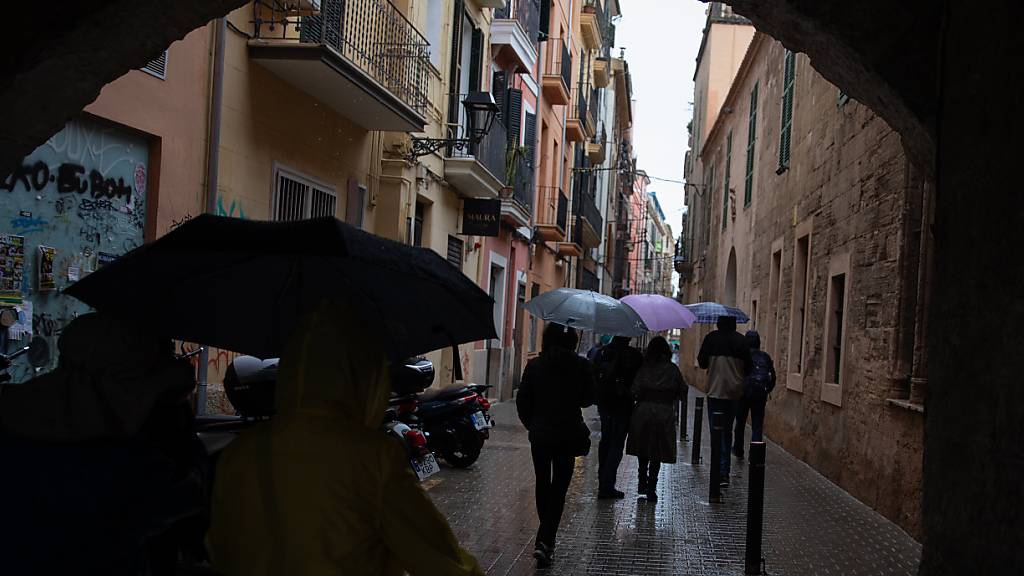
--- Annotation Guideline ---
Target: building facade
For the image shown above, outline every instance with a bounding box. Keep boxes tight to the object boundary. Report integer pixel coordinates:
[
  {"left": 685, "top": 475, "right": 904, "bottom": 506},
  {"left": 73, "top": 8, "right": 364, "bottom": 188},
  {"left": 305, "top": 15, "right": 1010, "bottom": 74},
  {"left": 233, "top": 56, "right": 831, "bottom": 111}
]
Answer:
[{"left": 680, "top": 28, "right": 932, "bottom": 537}]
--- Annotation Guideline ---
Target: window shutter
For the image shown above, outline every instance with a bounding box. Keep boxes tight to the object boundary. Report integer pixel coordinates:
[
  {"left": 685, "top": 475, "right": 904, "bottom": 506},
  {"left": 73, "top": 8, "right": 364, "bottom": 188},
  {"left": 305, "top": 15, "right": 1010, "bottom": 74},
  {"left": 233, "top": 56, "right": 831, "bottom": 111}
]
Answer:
[
  {"left": 492, "top": 71, "right": 507, "bottom": 113},
  {"left": 447, "top": 235, "right": 465, "bottom": 268},
  {"left": 723, "top": 131, "right": 732, "bottom": 230},
  {"left": 744, "top": 82, "right": 758, "bottom": 206},
  {"left": 538, "top": 0, "right": 550, "bottom": 41},
  {"left": 779, "top": 50, "right": 796, "bottom": 171},
  {"left": 447, "top": 0, "right": 464, "bottom": 132},
  {"left": 469, "top": 27, "right": 484, "bottom": 91},
  {"left": 506, "top": 87, "right": 523, "bottom": 147},
  {"left": 524, "top": 110, "right": 537, "bottom": 167}
]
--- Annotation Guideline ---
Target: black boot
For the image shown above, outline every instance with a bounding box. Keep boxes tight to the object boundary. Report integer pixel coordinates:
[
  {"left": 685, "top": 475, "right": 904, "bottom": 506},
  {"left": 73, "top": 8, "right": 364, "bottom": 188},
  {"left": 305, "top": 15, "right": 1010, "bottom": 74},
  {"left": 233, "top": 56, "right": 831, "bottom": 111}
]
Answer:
[
  {"left": 638, "top": 466, "right": 649, "bottom": 495},
  {"left": 646, "top": 475, "right": 658, "bottom": 502}
]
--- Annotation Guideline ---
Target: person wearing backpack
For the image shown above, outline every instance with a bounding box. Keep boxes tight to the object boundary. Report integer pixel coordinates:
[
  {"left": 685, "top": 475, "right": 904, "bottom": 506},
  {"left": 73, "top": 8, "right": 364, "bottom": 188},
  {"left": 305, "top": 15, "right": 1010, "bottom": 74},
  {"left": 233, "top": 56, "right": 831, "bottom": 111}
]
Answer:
[
  {"left": 732, "top": 330, "right": 776, "bottom": 458},
  {"left": 697, "top": 315, "right": 752, "bottom": 486},
  {"left": 595, "top": 335, "right": 644, "bottom": 499}
]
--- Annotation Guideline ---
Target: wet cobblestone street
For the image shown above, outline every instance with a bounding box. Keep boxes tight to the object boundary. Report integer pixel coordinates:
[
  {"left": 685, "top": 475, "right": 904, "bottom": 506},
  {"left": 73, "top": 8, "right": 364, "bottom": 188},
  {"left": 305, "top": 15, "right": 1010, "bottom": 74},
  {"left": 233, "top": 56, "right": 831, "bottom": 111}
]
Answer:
[{"left": 425, "top": 386, "right": 922, "bottom": 575}]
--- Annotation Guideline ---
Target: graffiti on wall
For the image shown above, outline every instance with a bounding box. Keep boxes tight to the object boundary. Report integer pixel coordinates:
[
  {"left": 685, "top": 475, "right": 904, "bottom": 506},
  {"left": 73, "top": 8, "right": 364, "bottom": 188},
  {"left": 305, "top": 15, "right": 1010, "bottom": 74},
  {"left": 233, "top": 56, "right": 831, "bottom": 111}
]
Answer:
[
  {"left": 217, "top": 196, "right": 247, "bottom": 219},
  {"left": 0, "top": 119, "right": 148, "bottom": 381}
]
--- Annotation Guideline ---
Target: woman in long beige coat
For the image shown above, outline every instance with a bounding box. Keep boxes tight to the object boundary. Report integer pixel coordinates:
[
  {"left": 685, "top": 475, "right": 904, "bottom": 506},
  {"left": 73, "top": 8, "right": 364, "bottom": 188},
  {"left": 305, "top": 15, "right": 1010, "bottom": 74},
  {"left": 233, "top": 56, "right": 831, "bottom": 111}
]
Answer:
[{"left": 626, "top": 336, "right": 687, "bottom": 502}]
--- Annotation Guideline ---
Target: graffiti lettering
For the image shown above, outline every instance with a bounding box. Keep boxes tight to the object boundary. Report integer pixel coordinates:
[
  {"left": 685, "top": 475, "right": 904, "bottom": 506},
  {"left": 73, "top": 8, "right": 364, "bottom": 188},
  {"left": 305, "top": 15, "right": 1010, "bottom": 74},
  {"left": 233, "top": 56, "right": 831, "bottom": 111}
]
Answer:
[
  {"left": 57, "top": 163, "right": 88, "bottom": 194},
  {"left": 32, "top": 313, "right": 64, "bottom": 337},
  {"left": 54, "top": 196, "right": 74, "bottom": 215},
  {"left": 9, "top": 216, "right": 48, "bottom": 233},
  {"left": 170, "top": 214, "right": 193, "bottom": 231},
  {"left": 1, "top": 161, "right": 51, "bottom": 193},
  {"left": 78, "top": 198, "right": 114, "bottom": 212},
  {"left": 217, "top": 197, "right": 247, "bottom": 220},
  {"left": 88, "top": 169, "right": 132, "bottom": 199}
]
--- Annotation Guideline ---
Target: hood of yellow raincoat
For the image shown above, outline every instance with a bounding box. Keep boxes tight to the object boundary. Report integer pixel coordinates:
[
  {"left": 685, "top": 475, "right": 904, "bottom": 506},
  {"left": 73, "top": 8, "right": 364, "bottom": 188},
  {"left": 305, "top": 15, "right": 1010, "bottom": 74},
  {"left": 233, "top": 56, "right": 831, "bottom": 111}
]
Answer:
[{"left": 274, "top": 299, "right": 389, "bottom": 428}]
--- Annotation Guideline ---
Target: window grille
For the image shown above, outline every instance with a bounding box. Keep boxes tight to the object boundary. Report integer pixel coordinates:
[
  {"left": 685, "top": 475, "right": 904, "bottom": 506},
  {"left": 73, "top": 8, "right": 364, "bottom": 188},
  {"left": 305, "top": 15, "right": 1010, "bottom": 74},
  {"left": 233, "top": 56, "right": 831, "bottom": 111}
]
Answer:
[{"left": 273, "top": 167, "right": 338, "bottom": 221}]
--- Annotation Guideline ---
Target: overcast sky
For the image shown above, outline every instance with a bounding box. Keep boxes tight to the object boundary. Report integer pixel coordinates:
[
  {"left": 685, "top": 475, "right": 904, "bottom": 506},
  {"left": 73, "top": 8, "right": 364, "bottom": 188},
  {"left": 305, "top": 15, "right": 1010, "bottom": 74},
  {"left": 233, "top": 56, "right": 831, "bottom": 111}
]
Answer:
[{"left": 615, "top": 0, "right": 707, "bottom": 233}]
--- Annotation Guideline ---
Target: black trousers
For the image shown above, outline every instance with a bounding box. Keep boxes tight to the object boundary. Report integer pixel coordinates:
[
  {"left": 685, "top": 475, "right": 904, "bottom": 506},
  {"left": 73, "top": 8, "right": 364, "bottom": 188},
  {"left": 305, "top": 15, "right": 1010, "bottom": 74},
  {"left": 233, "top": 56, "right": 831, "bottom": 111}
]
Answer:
[
  {"left": 531, "top": 444, "right": 576, "bottom": 548},
  {"left": 637, "top": 458, "right": 661, "bottom": 487}
]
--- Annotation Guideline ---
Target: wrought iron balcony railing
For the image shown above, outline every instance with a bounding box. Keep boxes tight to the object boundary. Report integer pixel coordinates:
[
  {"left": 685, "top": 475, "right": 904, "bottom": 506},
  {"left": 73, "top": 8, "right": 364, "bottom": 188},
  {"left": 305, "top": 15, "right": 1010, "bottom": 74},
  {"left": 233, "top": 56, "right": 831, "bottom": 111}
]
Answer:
[
  {"left": 537, "top": 186, "right": 569, "bottom": 234},
  {"left": 577, "top": 189, "right": 603, "bottom": 235},
  {"left": 254, "top": 0, "right": 430, "bottom": 116},
  {"left": 494, "top": 0, "right": 541, "bottom": 43},
  {"left": 544, "top": 38, "right": 573, "bottom": 91},
  {"left": 445, "top": 106, "right": 508, "bottom": 184},
  {"left": 584, "top": 0, "right": 609, "bottom": 44},
  {"left": 506, "top": 153, "right": 534, "bottom": 213},
  {"left": 582, "top": 267, "right": 600, "bottom": 292}
]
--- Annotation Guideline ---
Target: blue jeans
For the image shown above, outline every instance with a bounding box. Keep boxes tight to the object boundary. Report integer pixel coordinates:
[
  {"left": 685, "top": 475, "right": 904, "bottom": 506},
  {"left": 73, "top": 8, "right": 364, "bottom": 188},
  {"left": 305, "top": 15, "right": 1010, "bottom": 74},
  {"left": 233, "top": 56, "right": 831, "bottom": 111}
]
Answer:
[
  {"left": 707, "top": 398, "right": 735, "bottom": 478},
  {"left": 734, "top": 395, "right": 767, "bottom": 454},
  {"left": 598, "top": 410, "right": 630, "bottom": 492}
]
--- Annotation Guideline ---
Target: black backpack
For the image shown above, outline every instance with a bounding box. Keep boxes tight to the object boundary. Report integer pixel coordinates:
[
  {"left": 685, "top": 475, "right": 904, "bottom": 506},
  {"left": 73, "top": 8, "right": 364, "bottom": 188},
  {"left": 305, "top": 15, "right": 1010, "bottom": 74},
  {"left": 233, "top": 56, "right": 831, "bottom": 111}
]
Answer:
[
  {"left": 595, "top": 347, "right": 628, "bottom": 407},
  {"left": 745, "top": 350, "right": 775, "bottom": 397}
]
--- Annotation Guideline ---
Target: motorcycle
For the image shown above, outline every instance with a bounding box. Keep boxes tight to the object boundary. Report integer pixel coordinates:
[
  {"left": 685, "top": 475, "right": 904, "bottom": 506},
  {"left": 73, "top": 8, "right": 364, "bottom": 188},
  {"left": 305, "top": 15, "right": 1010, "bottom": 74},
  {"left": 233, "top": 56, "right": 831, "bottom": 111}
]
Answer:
[
  {"left": 0, "top": 336, "right": 51, "bottom": 382},
  {"left": 389, "top": 358, "right": 494, "bottom": 468}
]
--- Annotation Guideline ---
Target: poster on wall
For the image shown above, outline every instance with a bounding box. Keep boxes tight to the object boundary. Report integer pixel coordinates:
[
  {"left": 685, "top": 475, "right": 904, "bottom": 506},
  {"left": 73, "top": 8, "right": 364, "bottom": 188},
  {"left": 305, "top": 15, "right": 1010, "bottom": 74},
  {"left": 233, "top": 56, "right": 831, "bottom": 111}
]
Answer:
[
  {"left": 38, "top": 245, "right": 56, "bottom": 291},
  {"left": 0, "top": 234, "right": 26, "bottom": 304}
]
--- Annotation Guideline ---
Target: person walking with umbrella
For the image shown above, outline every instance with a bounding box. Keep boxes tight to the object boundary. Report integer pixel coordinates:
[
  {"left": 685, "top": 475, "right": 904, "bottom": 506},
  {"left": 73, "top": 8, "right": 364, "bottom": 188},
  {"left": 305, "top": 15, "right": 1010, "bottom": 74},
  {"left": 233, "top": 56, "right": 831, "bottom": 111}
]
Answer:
[
  {"left": 594, "top": 335, "right": 644, "bottom": 499},
  {"left": 626, "top": 337, "right": 688, "bottom": 502},
  {"left": 516, "top": 322, "right": 596, "bottom": 568},
  {"left": 697, "top": 315, "right": 752, "bottom": 486}
]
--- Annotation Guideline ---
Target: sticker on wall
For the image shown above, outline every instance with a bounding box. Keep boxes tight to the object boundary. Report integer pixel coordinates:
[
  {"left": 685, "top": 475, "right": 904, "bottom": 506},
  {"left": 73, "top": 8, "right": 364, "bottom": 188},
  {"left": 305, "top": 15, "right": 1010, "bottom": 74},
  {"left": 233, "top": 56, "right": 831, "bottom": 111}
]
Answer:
[
  {"left": 7, "top": 301, "right": 32, "bottom": 340},
  {"left": 67, "top": 266, "right": 80, "bottom": 283},
  {"left": 97, "top": 252, "right": 118, "bottom": 268},
  {"left": 0, "top": 234, "right": 26, "bottom": 304},
  {"left": 37, "top": 245, "right": 56, "bottom": 291}
]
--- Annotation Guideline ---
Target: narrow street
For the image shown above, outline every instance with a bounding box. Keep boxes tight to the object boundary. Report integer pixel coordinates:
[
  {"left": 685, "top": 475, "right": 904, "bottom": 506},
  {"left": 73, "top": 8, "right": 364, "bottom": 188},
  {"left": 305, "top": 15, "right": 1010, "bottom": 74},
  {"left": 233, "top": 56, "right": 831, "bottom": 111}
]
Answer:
[{"left": 427, "top": 387, "right": 921, "bottom": 575}]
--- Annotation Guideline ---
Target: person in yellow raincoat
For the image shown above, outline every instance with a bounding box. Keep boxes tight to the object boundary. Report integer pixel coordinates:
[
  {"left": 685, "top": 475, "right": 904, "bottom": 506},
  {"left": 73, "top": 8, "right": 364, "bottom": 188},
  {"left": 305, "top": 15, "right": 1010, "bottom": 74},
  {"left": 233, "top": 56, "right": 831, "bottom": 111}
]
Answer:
[{"left": 207, "top": 300, "right": 483, "bottom": 576}]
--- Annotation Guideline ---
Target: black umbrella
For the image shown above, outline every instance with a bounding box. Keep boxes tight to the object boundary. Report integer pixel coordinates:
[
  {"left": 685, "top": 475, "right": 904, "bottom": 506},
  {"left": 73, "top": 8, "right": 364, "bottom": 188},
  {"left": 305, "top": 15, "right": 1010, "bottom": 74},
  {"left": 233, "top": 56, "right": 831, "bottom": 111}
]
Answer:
[{"left": 64, "top": 214, "right": 496, "bottom": 360}]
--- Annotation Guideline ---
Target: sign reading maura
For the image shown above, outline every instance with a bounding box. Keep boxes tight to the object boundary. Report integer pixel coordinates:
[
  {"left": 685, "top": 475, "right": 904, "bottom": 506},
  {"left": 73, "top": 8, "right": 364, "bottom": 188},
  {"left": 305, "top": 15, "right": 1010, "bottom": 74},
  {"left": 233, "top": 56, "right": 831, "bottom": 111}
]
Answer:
[{"left": 462, "top": 198, "right": 501, "bottom": 236}]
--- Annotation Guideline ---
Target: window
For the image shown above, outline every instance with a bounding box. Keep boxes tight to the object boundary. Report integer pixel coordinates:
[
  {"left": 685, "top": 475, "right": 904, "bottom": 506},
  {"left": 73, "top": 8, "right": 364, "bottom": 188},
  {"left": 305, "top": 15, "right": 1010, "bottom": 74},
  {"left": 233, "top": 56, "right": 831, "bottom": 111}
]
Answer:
[
  {"left": 826, "top": 273, "right": 847, "bottom": 385},
  {"left": 273, "top": 166, "right": 337, "bottom": 221},
  {"left": 788, "top": 231, "right": 811, "bottom": 380},
  {"left": 768, "top": 246, "right": 782, "bottom": 357},
  {"left": 413, "top": 201, "right": 426, "bottom": 247},
  {"left": 744, "top": 82, "right": 758, "bottom": 206},
  {"left": 425, "top": 0, "right": 444, "bottom": 69},
  {"left": 141, "top": 50, "right": 168, "bottom": 79},
  {"left": 345, "top": 181, "right": 366, "bottom": 229},
  {"left": 528, "top": 283, "right": 540, "bottom": 353},
  {"left": 778, "top": 50, "right": 796, "bottom": 173},
  {"left": 722, "top": 131, "right": 732, "bottom": 230},
  {"left": 447, "top": 235, "right": 464, "bottom": 268},
  {"left": 837, "top": 89, "right": 850, "bottom": 107},
  {"left": 702, "top": 164, "right": 715, "bottom": 253},
  {"left": 751, "top": 299, "right": 758, "bottom": 331}
]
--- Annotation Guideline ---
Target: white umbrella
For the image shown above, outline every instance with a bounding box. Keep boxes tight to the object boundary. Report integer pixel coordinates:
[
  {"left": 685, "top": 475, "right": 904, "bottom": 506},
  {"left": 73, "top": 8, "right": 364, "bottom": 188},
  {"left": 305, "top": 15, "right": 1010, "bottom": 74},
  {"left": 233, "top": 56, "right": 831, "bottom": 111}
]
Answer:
[{"left": 525, "top": 288, "right": 648, "bottom": 337}]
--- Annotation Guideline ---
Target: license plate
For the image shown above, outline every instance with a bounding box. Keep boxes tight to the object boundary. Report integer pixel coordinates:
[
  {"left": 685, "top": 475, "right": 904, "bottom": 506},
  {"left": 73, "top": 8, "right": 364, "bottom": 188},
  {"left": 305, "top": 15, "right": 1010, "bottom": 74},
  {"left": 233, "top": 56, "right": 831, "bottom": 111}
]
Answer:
[
  {"left": 471, "top": 411, "right": 491, "bottom": 430},
  {"left": 411, "top": 453, "right": 440, "bottom": 481}
]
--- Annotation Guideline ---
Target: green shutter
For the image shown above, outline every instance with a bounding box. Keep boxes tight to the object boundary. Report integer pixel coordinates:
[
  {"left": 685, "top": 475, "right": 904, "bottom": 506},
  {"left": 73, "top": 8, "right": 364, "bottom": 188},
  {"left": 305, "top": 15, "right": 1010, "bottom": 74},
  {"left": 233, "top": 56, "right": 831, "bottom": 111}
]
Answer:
[
  {"left": 745, "top": 82, "right": 758, "bottom": 206},
  {"left": 723, "top": 131, "right": 732, "bottom": 230},
  {"left": 779, "top": 50, "right": 795, "bottom": 172}
]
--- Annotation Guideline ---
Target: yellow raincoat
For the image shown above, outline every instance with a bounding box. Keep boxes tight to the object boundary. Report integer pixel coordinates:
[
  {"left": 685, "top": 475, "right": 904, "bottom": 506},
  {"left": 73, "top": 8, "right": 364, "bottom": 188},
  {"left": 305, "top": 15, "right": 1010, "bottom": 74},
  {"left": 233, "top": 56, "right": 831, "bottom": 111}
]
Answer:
[{"left": 207, "top": 301, "right": 483, "bottom": 576}]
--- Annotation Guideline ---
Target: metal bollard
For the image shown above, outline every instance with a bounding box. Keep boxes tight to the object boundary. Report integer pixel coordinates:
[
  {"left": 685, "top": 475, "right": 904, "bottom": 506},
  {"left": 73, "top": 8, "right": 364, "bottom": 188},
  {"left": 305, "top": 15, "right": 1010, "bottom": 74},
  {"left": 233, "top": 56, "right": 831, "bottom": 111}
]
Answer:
[
  {"left": 709, "top": 411, "right": 723, "bottom": 503},
  {"left": 745, "top": 442, "right": 767, "bottom": 575},
  {"left": 691, "top": 396, "right": 704, "bottom": 465},
  {"left": 679, "top": 391, "right": 689, "bottom": 441}
]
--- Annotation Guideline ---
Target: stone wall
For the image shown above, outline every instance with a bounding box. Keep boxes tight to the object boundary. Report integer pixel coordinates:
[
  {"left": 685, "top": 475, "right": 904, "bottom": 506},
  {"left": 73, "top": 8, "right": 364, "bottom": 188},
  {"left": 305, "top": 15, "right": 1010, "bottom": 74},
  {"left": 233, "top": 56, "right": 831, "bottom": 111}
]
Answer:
[{"left": 691, "top": 35, "right": 925, "bottom": 537}]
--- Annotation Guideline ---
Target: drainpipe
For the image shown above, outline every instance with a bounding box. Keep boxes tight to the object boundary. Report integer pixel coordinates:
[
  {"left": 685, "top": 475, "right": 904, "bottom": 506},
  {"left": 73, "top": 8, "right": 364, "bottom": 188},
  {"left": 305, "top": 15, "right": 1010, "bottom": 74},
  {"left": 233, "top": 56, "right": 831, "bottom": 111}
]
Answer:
[
  {"left": 197, "top": 17, "right": 227, "bottom": 416},
  {"left": 559, "top": 1, "right": 576, "bottom": 287}
]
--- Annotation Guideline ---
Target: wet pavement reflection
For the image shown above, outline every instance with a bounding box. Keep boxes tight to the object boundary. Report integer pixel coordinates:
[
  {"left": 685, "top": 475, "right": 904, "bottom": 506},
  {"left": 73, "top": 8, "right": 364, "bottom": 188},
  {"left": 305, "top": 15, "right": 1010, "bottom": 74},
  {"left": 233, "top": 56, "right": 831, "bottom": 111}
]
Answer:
[{"left": 426, "top": 386, "right": 921, "bottom": 575}]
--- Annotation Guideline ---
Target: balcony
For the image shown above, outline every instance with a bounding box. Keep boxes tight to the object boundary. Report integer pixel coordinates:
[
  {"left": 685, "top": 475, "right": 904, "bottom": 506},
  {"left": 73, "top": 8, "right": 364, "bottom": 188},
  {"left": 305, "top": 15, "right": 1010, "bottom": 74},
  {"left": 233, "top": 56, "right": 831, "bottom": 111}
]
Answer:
[
  {"left": 249, "top": 0, "right": 429, "bottom": 132},
  {"left": 574, "top": 191, "right": 602, "bottom": 248},
  {"left": 492, "top": 0, "right": 539, "bottom": 74},
  {"left": 501, "top": 153, "right": 534, "bottom": 228},
  {"left": 541, "top": 38, "right": 572, "bottom": 106},
  {"left": 535, "top": 186, "right": 568, "bottom": 242},
  {"left": 566, "top": 85, "right": 594, "bottom": 142},
  {"left": 444, "top": 113, "right": 508, "bottom": 199},
  {"left": 580, "top": 0, "right": 608, "bottom": 52},
  {"left": 587, "top": 124, "right": 606, "bottom": 163},
  {"left": 581, "top": 267, "right": 600, "bottom": 292},
  {"left": 593, "top": 57, "right": 610, "bottom": 88}
]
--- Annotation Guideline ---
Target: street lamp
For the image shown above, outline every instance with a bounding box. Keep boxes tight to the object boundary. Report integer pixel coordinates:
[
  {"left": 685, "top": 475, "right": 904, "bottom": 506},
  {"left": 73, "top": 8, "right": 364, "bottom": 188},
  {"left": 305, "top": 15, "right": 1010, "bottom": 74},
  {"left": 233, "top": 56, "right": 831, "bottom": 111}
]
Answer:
[{"left": 408, "top": 91, "right": 500, "bottom": 159}]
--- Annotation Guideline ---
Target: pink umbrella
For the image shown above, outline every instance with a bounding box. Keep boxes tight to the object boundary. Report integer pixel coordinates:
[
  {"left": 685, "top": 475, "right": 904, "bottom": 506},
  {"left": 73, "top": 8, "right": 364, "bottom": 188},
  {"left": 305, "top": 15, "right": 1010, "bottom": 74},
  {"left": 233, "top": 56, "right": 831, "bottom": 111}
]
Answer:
[{"left": 620, "top": 294, "right": 697, "bottom": 332}]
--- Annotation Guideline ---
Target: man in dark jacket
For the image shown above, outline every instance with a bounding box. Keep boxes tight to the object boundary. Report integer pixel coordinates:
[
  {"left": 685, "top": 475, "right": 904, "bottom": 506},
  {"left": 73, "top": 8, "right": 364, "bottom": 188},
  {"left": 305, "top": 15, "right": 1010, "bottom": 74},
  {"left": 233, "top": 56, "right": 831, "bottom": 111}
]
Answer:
[
  {"left": 517, "top": 323, "right": 595, "bottom": 567},
  {"left": 594, "top": 335, "right": 644, "bottom": 498},
  {"left": 697, "top": 315, "right": 751, "bottom": 485},
  {"left": 733, "top": 330, "right": 776, "bottom": 458}
]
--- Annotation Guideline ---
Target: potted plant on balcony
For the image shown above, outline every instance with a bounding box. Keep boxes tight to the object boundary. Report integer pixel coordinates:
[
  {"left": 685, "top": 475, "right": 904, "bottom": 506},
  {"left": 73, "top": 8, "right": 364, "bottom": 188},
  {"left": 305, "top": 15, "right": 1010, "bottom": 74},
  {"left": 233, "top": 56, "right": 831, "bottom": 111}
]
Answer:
[{"left": 502, "top": 144, "right": 528, "bottom": 198}]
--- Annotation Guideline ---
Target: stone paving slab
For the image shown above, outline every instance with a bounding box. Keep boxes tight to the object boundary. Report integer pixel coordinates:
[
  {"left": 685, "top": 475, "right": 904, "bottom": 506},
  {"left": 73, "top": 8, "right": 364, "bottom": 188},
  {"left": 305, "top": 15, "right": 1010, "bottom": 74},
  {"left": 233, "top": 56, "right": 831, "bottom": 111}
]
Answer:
[{"left": 426, "top": 386, "right": 921, "bottom": 575}]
